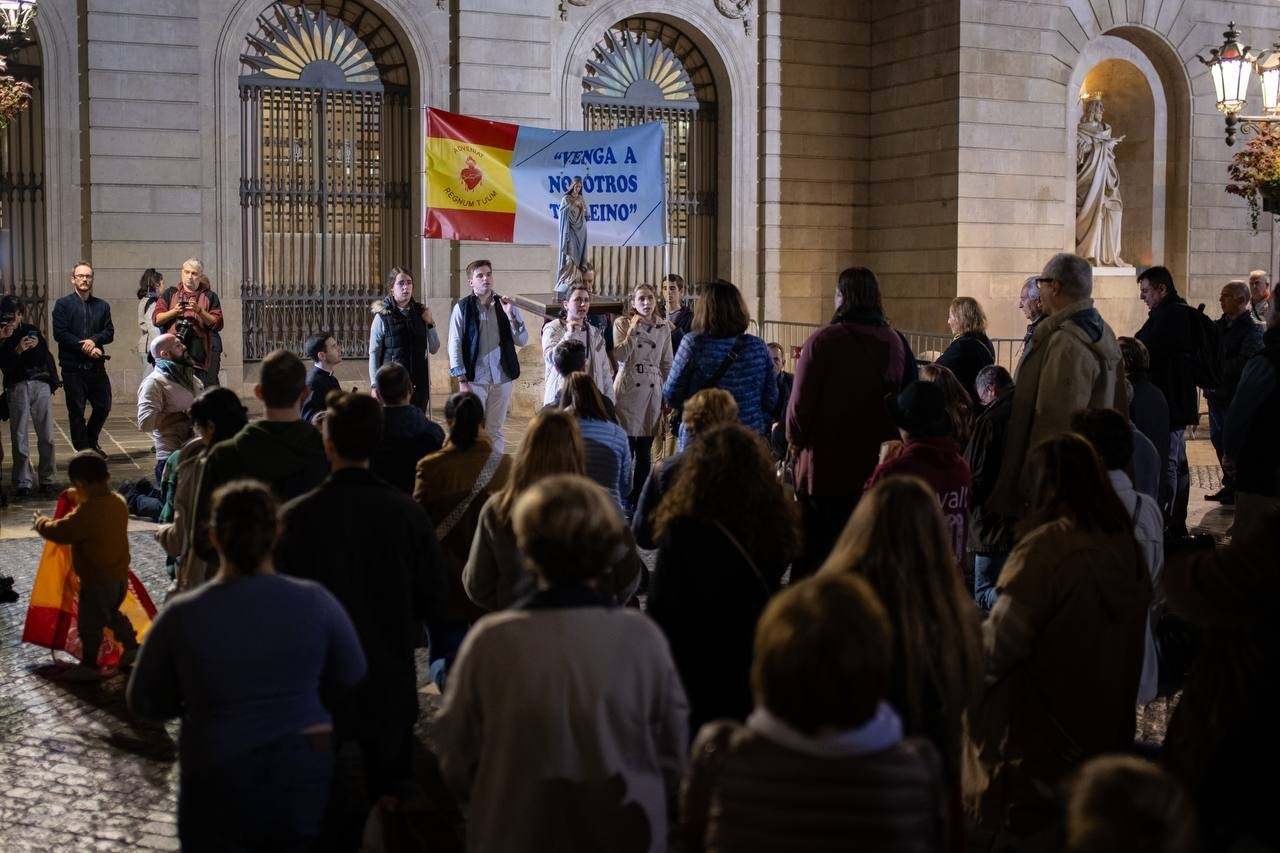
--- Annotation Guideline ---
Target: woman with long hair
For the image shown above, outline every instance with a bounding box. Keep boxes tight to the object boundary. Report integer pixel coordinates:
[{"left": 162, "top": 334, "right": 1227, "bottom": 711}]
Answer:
[
  {"left": 612, "top": 283, "right": 673, "bottom": 508},
  {"left": 936, "top": 296, "right": 995, "bottom": 405},
  {"left": 920, "top": 362, "right": 974, "bottom": 446},
  {"left": 972, "top": 433, "right": 1152, "bottom": 845},
  {"left": 137, "top": 268, "right": 164, "bottom": 368},
  {"left": 649, "top": 423, "right": 799, "bottom": 732},
  {"left": 370, "top": 266, "right": 439, "bottom": 412},
  {"left": 663, "top": 279, "right": 776, "bottom": 449},
  {"left": 786, "top": 266, "right": 919, "bottom": 578},
  {"left": 542, "top": 282, "right": 614, "bottom": 406},
  {"left": 128, "top": 480, "right": 366, "bottom": 849},
  {"left": 562, "top": 372, "right": 632, "bottom": 508},
  {"left": 414, "top": 391, "right": 513, "bottom": 687},
  {"left": 820, "top": 476, "right": 982, "bottom": 789},
  {"left": 156, "top": 386, "right": 251, "bottom": 595},
  {"left": 463, "top": 409, "right": 642, "bottom": 611}
]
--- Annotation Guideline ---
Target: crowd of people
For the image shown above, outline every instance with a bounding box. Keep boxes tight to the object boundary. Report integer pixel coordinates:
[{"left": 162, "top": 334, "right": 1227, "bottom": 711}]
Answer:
[{"left": 4, "top": 250, "right": 1279, "bottom": 852}]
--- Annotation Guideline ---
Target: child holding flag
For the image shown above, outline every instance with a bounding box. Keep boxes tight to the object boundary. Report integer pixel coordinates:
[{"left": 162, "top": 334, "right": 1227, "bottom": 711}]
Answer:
[{"left": 32, "top": 450, "right": 139, "bottom": 681}]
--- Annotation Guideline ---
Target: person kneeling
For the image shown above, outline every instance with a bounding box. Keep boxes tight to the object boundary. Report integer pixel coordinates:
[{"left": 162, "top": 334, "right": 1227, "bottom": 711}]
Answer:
[{"left": 680, "top": 572, "right": 947, "bottom": 851}]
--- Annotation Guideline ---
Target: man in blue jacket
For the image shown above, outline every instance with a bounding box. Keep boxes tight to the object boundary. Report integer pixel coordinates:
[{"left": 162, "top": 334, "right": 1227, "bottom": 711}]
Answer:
[{"left": 51, "top": 262, "right": 113, "bottom": 455}]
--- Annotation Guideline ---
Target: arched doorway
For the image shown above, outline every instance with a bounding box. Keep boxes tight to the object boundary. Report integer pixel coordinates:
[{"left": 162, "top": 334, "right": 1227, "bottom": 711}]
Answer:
[
  {"left": 0, "top": 40, "right": 46, "bottom": 333},
  {"left": 238, "top": 1, "right": 413, "bottom": 361},
  {"left": 581, "top": 17, "right": 717, "bottom": 296}
]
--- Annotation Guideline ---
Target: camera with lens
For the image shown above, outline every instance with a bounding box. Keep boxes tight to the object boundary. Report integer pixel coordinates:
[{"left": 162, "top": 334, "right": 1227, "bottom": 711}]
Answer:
[{"left": 173, "top": 316, "right": 197, "bottom": 348}]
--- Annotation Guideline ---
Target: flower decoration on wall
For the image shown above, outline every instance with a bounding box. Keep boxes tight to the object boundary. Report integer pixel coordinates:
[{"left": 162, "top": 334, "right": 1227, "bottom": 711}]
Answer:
[
  {"left": 1226, "top": 129, "right": 1280, "bottom": 231},
  {"left": 0, "top": 60, "right": 32, "bottom": 130}
]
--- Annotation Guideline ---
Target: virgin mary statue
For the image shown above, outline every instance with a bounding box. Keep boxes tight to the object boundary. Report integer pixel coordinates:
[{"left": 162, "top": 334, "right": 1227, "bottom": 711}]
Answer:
[
  {"left": 1076, "top": 97, "right": 1126, "bottom": 267},
  {"left": 557, "top": 177, "right": 588, "bottom": 288}
]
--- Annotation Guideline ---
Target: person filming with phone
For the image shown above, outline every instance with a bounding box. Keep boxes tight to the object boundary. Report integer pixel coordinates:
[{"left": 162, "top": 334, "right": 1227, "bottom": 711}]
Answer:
[{"left": 0, "top": 294, "right": 60, "bottom": 499}]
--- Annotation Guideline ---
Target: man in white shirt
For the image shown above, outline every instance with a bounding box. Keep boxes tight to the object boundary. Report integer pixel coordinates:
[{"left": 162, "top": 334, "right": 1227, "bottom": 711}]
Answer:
[{"left": 447, "top": 260, "right": 528, "bottom": 453}]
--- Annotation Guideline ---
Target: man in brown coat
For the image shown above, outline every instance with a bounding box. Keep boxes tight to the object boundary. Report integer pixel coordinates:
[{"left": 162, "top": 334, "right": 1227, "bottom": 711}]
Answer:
[{"left": 988, "top": 253, "right": 1126, "bottom": 517}]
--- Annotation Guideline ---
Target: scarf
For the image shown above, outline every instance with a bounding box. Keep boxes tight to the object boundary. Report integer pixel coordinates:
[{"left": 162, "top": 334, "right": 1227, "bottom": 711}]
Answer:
[{"left": 156, "top": 358, "right": 197, "bottom": 393}]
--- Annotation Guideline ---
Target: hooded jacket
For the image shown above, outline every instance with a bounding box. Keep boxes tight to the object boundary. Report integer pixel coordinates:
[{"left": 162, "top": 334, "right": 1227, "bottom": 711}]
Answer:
[
  {"left": 192, "top": 420, "right": 329, "bottom": 560},
  {"left": 137, "top": 361, "right": 203, "bottom": 459},
  {"left": 154, "top": 281, "right": 224, "bottom": 372},
  {"left": 368, "top": 296, "right": 440, "bottom": 394},
  {"left": 988, "top": 299, "right": 1125, "bottom": 517},
  {"left": 865, "top": 436, "right": 972, "bottom": 567},
  {"left": 971, "top": 519, "right": 1151, "bottom": 839}
]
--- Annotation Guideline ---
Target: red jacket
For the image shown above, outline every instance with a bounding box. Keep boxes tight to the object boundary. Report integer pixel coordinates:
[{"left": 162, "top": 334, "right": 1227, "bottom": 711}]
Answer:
[{"left": 866, "top": 437, "right": 972, "bottom": 567}]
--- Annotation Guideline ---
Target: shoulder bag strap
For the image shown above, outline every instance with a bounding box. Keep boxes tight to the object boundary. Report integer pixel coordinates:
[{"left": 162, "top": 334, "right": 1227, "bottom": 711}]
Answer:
[
  {"left": 702, "top": 334, "right": 749, "bottom": 391},
  {"left": 435, "top": 448, "right": 504, "bottom": 542},
  {"left": 711, "top": 519, "right": 772, "bottom": 595}
]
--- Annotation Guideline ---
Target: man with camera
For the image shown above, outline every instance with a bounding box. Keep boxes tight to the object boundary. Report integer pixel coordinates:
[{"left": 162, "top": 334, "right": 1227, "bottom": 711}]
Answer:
[
  {"left": 153, "top": 258, "right": 224, "bottom": 387},
  {"left": 52, "top": 261, "right": 113, "bottom": 456},
  {"left": 0, "top": 295, "right": 59, "bottom": 499}
]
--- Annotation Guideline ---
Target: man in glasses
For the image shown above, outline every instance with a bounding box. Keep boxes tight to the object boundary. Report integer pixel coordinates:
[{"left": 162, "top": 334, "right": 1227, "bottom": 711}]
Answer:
[
  {"left": 989, "top": 253, "right": 1125, "bottom": 517},
  {"left": 51, "top": 261, "right": 114, "bottom": 456}
]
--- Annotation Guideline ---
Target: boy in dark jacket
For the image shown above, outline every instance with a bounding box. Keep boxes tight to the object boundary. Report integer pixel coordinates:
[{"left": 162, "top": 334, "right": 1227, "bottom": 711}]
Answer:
[
  {"left": 370, "top": 362, "right": 444, "bottom": 493},
  {"left": 301, "top": 331, "right": 342, "bottom": 425}
]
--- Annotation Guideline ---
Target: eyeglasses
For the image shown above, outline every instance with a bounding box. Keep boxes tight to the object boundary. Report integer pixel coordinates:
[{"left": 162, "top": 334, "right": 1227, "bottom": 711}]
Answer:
[{"left": 73, "top": 273, "right": 93, "bottom": 280}]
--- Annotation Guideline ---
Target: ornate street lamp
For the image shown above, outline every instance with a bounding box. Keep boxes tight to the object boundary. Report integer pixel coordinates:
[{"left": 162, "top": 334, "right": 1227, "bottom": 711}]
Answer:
[
  {"left": 1196, "top": 21, "right": 1280, "bottom": 145},
  {"left": 0, "top": 0, "right": 37, "bottom": 59}
]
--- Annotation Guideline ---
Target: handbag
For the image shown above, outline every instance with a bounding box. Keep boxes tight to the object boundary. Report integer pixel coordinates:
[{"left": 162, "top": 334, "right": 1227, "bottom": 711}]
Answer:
[{"left": 435, "top": 448, "right": 504, "bottom": 542}]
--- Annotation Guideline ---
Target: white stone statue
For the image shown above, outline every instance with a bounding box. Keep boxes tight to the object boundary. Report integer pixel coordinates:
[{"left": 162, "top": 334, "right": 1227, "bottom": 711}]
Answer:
[
  {"left": 1076, "top": 97, "right": 1126, "bottom": 267},
  {"left": 556, "top": 177, "right": 588, "bottom": 293}
]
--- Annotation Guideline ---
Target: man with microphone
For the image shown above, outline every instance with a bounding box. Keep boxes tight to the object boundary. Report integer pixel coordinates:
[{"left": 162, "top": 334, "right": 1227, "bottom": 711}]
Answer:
[{"left": 447, "top": 260, "right": 527, "bottom": 453}]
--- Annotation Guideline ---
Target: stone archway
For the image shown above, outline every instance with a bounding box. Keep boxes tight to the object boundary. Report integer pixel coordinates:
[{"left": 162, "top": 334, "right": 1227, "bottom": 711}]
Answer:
[
  {"left": 557, "top": 1, "right": 756, "bottom": 305},
  {"left": 1066, "top": 30, "right": 1192, "bottom": 330},
  {"left": 211, "top": 0, "right": 437, "bottom": 384}
]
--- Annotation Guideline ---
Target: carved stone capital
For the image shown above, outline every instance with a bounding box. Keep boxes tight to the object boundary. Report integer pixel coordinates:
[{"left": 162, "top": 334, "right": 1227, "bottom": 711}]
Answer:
[
  {"left": 559, "top": 0, "right": 592, "bottom": 21},
  {"left": 715, "top": 0, "right": 753, "bottom": 34}
]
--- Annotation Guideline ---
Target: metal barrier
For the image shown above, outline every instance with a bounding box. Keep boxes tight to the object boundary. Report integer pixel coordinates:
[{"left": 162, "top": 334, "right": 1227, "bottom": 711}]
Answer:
[{"left": 753, "top": 319, "right": 1026, "bottom": 371}]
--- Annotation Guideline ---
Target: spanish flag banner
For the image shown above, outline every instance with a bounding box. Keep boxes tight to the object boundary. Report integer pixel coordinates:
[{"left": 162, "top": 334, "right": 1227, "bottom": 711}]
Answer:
[{"left": 425, "top": 108, "right": 666, "bottom": 247}]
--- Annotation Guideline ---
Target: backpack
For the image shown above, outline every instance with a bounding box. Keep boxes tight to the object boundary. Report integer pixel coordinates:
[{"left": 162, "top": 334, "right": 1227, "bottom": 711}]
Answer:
[{"left": 1185, "top": 303, "right": 1222, "bottom": 391}]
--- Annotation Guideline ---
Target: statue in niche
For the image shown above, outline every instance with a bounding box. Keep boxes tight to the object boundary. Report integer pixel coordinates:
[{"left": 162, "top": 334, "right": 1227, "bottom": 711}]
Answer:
[{"left": 1076, "top": 96, "right": 1127, "bottom": 267}]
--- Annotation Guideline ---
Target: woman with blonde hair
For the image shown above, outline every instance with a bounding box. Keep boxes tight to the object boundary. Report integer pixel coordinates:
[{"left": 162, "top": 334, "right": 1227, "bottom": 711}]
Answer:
[
  {"left": 921, "top": 362, "right": 974, "bottom": 445},
  {"left": 821, "top": 475, "right": 982, "bottom": 793},
  {"left": 937, "top": 295, "right": 994, "bottom": 405},
  {"left": 612, "top": 282, "right": 673, "bottom": 509},
  {"left": 464, "top": 409, "right": 641, "bottom": 610}
]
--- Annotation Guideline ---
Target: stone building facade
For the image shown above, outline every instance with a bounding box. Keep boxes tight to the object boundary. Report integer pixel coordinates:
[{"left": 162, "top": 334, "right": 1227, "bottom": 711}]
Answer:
[{"left": 6, "top": 0, "right": 1277, "bottom": 406}]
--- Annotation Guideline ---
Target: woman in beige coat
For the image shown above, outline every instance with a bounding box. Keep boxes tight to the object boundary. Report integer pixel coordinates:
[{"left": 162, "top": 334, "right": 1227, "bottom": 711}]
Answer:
[{"left": 612, "top": 283, "right": 673, "bottom": 508}]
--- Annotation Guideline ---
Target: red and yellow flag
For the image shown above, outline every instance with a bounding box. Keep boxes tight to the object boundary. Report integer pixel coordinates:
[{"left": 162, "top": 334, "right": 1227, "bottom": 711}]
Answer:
[{"left": 425, "top": 109, "right": 519, "bottom": 242}]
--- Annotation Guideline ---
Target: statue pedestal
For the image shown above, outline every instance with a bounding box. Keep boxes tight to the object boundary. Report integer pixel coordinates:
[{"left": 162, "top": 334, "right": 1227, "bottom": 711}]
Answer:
[{"left": 1091, "top": 265, "right": 1137, "bottom": 278}]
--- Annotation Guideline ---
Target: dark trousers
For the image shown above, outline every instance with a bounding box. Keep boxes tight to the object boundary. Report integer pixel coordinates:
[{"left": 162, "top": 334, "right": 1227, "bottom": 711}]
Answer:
[
  {"left": 179, "top": 731, "right": 333, "bottom": 852},
  {"left": 1208, "top": 402, "right": 1234, "bottom": 489},
  {"left": 77, "top": 579, "right": 137, "bottom": 666},
  {"left": 62, "top": 366, "right": 112, "bottom": 451},
  {"left": 627, "top": 435, "right": 654, "bottom": 507},
  {"left": 973, "top": 552, "right": 1009, "bottom": 612},
  {"left": 1163, "top": 428, "right": 1191, "bottom": 536},
  {"left": 792, "top": 492, "right": 859, "bottom": 580}
]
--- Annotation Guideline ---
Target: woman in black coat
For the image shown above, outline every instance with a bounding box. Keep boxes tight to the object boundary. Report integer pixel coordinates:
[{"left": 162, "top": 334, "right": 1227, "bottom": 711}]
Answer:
[
  {"left": 647, "top": 424, "right": 800, "bottom": 734},
  {"left": 937, "top": 296, "right": 995, "bottom": 405}
]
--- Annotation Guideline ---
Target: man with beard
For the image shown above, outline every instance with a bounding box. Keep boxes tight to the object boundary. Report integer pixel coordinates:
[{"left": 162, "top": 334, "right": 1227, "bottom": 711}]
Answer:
[
  {"left": 153, "top": 258, "right": 224, "bottom": 387},
  {"left": 137, "top": 333, "right": 203, "bottom": 483}
]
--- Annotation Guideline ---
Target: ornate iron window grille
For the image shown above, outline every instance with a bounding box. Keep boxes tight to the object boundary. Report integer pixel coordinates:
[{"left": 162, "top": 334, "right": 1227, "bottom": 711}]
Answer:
[
  {"left": 239, "top": 1, "right": 411, "bottom": 362},
  {"left": 582, "top": 18, "right": 718, "bottom": 298},
  {"left": 0, "top": 42, "right": 45, "bottom": 334}
]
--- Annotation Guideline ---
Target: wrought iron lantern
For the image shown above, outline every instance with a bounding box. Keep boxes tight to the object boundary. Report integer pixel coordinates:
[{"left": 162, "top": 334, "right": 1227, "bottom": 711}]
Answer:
[
  {"left": 0, "top": 0, "right": 37, "bottom": 57},
  {"left": 1196, "top": 21, "right": 1280, "bottom": 145}
]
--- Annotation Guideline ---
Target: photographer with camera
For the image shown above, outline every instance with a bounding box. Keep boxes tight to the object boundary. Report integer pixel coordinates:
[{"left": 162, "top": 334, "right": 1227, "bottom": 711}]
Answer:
[
  {"left": 1, "top": 294, "right": 60, "bottom": 499},
  {"left": 153, "top": 258, "right": 224, "bottom": 387}
]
